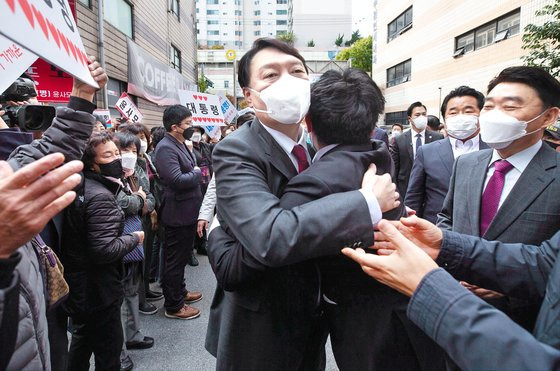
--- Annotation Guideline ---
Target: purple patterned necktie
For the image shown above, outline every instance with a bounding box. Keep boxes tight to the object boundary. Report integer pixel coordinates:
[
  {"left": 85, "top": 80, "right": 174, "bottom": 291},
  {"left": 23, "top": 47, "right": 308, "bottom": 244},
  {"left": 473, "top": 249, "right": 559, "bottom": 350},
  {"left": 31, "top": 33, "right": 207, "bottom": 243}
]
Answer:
[
  {"left": 479, "top": 160, "right": 514, "bottom": 236},
  {"left": 291, "top": 144, "right": 309, "bottom": 173}
]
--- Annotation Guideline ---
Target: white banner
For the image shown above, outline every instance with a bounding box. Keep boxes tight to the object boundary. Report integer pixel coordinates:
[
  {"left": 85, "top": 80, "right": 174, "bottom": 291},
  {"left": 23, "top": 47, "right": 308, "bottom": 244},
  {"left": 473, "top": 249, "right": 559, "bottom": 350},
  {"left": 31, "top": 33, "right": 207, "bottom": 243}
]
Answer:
[
  {"left": 178, "top": 90, "right": 226, "bottom": 126},
  {"left": 0, "top": 36, "right": 38, "bottom": 94},
  {"left": 115, "top": 93, "right": 143, "bottom": 123},
  {"left": 93, "top": 108, "right": 113, "bottom": 128},
  {"left": 0, "top": 0, "right": 97, "bottom": 87},
  {"left": 218, "top": 95, "right": 237, "bottom": 124},
  {"left": 196, "top": 125, "right": 222, "bottom": 140}
]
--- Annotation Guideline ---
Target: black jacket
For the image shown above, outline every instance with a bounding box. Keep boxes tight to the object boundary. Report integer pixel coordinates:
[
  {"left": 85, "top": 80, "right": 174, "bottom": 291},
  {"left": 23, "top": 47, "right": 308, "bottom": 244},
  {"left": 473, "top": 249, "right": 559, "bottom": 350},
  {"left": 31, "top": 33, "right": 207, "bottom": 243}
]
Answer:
[{"left": 61, "top": 171, "right": 139, "bottom": 315}]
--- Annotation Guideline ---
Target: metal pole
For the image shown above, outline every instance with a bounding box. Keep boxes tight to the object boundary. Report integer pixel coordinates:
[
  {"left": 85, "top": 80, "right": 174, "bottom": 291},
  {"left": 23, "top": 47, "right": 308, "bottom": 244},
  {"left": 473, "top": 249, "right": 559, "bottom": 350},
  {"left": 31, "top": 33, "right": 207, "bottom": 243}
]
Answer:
[
  {"left": 97, "top": 0, "right": 109, "bottom": 109},
  {"left": 438, "top": 87, "right": 442, "bottom": 120},
  {"left": 233, "top": 60, "right": 237, "bottom": 108}
]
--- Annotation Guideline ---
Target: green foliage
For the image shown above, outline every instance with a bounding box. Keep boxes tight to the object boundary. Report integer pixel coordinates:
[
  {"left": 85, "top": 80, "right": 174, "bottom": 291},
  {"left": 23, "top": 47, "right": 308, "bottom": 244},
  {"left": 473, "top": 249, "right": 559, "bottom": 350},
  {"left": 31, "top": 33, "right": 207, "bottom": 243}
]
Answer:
[
  {"left": 211, "top": 44, "right": 225, "bottom": 50},
  {"left": 336, "top": 36, "right": 372, "bottom": 72},
  {"left": 335, "top": 33, "right": 344, "bottom": 47},
  {"left": 522, "top": 0, "right": 560, "bottom": 76},
  {"left": 276, "top": 31, "right": 297, "bottom": 45},
  {"left": 307, "top": 39, "right": 315, "bottom": 47},
  {"left": 198, "top": 75, "right": 214, "bottom": 93},
  {"left": 344, "top": 30, "right": 362, "bottom": 46}
]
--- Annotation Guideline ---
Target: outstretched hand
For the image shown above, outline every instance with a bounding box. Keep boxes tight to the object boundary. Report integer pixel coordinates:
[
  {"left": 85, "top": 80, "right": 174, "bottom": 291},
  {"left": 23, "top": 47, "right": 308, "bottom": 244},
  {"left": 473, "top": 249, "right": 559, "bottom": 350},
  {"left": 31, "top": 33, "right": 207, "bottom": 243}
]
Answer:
[
  {"left": 342, "top": 219, "right": 438, "bottom": 296},
  {"left": 362, "top": 164, "right": 400, "bottom": 212}
]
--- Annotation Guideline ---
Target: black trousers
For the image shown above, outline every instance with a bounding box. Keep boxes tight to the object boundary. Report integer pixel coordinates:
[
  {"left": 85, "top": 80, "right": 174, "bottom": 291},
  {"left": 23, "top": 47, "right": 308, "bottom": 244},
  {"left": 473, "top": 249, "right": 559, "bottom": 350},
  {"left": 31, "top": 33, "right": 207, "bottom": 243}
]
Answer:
[
  {"left": 67, "top": 302, "right": 123, "bottom": 371},
  {"left": 139, "top": 216, "right": 156, "bottom": 305},
  {"left": 47, "top": 307, "right": 69, "bottom": 371},
  {"left": 162, "top": 224, "right": 197, "bottom": 313}
]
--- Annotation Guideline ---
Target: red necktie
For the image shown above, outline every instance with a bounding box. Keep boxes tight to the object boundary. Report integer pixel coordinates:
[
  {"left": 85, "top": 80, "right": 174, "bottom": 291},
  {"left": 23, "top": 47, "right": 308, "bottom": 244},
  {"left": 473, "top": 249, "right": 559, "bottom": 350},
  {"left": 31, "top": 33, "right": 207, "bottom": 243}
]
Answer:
[
  {"left": 291, "top": 144, "right": 309, "bottom": 173},
  {"left": 479, "top": 160, "right": 514, "bottom": 236}
]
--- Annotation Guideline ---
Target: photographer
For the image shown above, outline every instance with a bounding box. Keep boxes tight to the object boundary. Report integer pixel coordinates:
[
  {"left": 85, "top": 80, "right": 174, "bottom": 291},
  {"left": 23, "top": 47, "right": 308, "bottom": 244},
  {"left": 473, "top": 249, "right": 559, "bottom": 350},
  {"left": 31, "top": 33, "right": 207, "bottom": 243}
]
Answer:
[{"left": 0, "top": 56, "right": 107, "bottom": 370}]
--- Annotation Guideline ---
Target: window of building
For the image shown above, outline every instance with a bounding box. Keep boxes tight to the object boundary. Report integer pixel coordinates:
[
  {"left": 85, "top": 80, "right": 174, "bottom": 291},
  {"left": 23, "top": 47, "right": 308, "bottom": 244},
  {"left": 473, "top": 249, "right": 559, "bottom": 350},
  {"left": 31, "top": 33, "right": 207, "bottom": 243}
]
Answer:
[
  {"left": 254, "top": 10, "right": 261, "bottom": 15},
  {"left": 387, "top": 6, "right": 412, "bottom": 42},
  {"left": 104, "top": 0, "right": 133, "bottom": 38},
  {"left": 78, "top": 0, "right": 91, "bottom": 8},
  {"left": 385, "top": 111, "right": 407, "bottom": 126},
  {"left": 207, "top": 0, "right": 218, "bottom": 3},
  {"left": 277, "top": 10, "right": 287, "bottom": 15},
  {"left": 254, "top": 0, "right": 260, "bottom": 4},
  {"left": 234, "top": 0, "right": 241, "bottom": 5},
  {"left": 255, "top": 31, "right": 261, "bottom": 36},
  {"left": 235, "top": 10, "right": 242, "bottom": 16},
  {"left": 208, "top": 20, "right": 219, "bottom": 24},
  {"left": 207, "top": 9, "right": 219, "bottom": 15},
  {"left": 207, "top": 41, "right": 220, "bottom": 46},
  {"left": 235, "top": 31, "right": 242, "bottom": 36},
  {"left": 277, "top": 0, "right": 288, "bottom": 4},
  {"left": 234, "top": 41, "right": 243, "bottom": 47},
  {"left": 276, "top": 20, "right": 287, "bottom": 25},
  {"left": 224, "top": 81, "right": 230, "bottom": 88},
  {"left": 208, "top": 30, "right": 220, "bottom": 35},
  {"left": 254, "top": 21, "right": 261, "bottom": 25},
  {"left": 386, "top": 59, "right": 411, "bottom": 88},
  {"left": 169, "top": 0, "right": 180, "bottom": 20},
  {"left": 107, "top": 78, "right": 134, "bottom": 118},
  {"left": 454, "top": 9, "right": 520, "bottom": 57},
  {"left": 170, "top": 45, "right": 181, "bottom": 72}
]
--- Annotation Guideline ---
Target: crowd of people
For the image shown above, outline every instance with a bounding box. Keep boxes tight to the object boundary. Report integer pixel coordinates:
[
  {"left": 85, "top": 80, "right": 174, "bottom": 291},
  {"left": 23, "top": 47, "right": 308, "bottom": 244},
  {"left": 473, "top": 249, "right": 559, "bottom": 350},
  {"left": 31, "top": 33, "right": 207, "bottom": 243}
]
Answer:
[{"left": 1, "top": 37, "right": 560, "bottom": 371}]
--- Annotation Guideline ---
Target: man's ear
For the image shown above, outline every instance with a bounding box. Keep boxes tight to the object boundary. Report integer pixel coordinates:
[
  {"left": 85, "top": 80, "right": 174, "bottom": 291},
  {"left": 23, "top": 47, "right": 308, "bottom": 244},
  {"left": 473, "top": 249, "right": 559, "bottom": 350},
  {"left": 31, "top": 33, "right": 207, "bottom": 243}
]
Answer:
[
  {"left": 243, "top": 88, "right": 253, "bottom": 106},
  {"left": 541, "top": 107, "right": 560, "bottom": 128},
  {"left": 305, "top": 116, "right": 313, "bottom": 133}
]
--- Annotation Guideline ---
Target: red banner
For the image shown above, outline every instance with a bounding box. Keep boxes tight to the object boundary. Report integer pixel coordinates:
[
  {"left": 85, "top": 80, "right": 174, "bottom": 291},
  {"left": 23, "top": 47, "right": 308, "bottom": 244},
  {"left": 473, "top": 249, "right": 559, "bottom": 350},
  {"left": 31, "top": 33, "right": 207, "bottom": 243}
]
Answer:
[{"left": 28, "top": 58, "right": 73, "bottom": 103}]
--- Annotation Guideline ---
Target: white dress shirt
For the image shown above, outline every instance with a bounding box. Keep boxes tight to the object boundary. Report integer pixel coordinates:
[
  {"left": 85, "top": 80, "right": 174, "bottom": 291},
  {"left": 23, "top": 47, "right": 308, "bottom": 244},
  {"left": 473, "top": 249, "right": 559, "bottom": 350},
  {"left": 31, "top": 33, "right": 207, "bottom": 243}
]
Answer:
[
  {"left": 411, "top": 129, "right": 426, "bottom": 158},
  {"left": 449, "top": 135, "right": 481, "bottom": 159},
  {"left": 483, "top": 141, "right": 542, "bottom": 209},
  {"left": 262, "top": 124, "right": 382, "bottom": 226}
]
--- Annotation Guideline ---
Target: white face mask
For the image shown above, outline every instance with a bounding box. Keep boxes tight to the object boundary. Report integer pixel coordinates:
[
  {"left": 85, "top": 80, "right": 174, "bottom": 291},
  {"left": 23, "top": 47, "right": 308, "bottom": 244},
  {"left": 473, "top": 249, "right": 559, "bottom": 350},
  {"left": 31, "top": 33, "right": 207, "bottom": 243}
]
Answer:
[
  {"left": 121, "top": 152, "right": 137, "bottom": 171},
  {"left": 140, "top": 140, "right": 148, "bottom": 154},
  {"left": 479, "top": 109, "right": 546, "bottom": 150},
  {"left": 445, "top": 114, "right": 479, "bottom": 140},
  {"left": 249, "top": 74, "right": 311, "bottom": 125},
  {"left": 191, "top": 132, "right": 202, "bottom": 143},
  {"left": 412, "top": 116, "right": 428, "bottom": 130}
]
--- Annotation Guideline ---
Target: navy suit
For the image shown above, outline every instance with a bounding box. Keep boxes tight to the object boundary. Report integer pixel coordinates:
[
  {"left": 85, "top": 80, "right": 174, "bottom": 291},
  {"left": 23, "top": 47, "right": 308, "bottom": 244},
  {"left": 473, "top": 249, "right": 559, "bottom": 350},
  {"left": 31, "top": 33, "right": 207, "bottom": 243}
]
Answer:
[
  {"left": 154, "top": 133, "right": 203, "bottom": 312},
  {"left": 405, "top": 137, "right": 489, "bottom": 223},
  {"left": 371, "top": 127, "right": 389, "bottom": 148}
]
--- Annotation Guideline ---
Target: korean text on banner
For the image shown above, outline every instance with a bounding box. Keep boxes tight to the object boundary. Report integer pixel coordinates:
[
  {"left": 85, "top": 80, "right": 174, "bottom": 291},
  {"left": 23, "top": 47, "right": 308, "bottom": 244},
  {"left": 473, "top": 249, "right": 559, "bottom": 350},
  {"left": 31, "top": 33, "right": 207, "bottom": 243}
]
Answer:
[
  {"left": 0, "top": 36, "right": 38, "bottom": 94},
  {"left": 29, "top": 59, "right": 73, "bottom": 103},
  {"left": 0, "top": 0, "right": 98, "bottom": 88},
  {"left": 178, "top": 90, "right": 226, "bottom": 127},
  {"left": 115, "top": 93, "right": 143, "bottom": 123},
  {"left": 218, "top": 95, "right": 237, "bottom": 124}
]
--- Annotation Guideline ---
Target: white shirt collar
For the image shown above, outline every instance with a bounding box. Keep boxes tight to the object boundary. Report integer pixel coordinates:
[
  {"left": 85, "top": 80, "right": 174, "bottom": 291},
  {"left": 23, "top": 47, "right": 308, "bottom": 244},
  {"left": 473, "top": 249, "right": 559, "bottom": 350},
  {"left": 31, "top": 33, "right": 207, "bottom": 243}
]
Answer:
[
  {"left": 449, "top": 134, "right": 480, "bottom": 149},
  {"left": 313, "top": 144, "right": 339, "bottom": 162},
  {"left": 412, "top": 129, "right": 426, "bottom": 138},
  {"left": 261, "top": 124, "right": 300, "bottom": 154},
  {"left": 489, "top": 140, "right": 542, "bottom": 173}
]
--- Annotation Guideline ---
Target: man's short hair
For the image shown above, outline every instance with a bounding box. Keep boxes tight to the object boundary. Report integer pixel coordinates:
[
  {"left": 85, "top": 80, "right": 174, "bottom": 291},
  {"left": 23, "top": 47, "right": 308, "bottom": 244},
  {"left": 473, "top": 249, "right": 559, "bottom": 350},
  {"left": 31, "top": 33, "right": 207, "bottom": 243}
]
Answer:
[
  {"left": 83, "top": 131, "right": 114, "bottom": 170},
  {"left": 407, "top": 101, "right": 426, "bottom": 117},
  {"left": 119, "top": 122, "right": 152, "bottom": 149},
  {"left": 114, "top": 132, "right": 141, "bottom": 154},
  {"left": 237, "top": 38, "right": 308, "bottom": 88},
  {"left": 391, "top": 123, "right": 403, "bottom": 131},
  {"left": 488, "top": 66, "right": 560, "bottom": 109},
  {"left": 163, "top": 105, "right": 192, "bottom": 132},
  {"left": 151, "top": 127, "right": 166, "bottom": 149},
  {"left": 308, "top": 68, "right": 385, "bottom": 145},
  {"left": 427, "top": 115, "right": 441, "bottom": 131},
  {"left": 440, "top": 85, "right": 485, "bottom": 118}
]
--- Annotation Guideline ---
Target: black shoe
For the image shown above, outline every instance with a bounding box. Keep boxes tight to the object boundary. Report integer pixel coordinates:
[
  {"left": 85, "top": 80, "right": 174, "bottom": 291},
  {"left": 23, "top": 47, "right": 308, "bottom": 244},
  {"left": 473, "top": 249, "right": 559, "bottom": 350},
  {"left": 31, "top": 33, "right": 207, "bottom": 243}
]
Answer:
[
  {"left": 120, "top": 355, "right": 134, "bottom": 371},
  {"left": 197, "top": 243, "right": 208, "bottom": 256},
  {"left": 187, "top": 252, "right": 199, "bottom": 266},
  {"left": 145, "top": 290, "right": 163, "bottom": 302},
  {"left": 126, "top": 336, "right": 154, "bottom": 350},
  {"left": 139, "top": 302, "right": 158, "bottom": 315}
]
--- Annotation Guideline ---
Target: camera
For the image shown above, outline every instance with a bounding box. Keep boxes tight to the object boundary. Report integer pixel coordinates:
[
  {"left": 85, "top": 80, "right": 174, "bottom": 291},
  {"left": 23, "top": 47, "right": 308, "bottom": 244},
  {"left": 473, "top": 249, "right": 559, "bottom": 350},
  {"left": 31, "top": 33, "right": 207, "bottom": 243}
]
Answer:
[{"left": 1, "top": 77, "right": 56, "bottom": 131}]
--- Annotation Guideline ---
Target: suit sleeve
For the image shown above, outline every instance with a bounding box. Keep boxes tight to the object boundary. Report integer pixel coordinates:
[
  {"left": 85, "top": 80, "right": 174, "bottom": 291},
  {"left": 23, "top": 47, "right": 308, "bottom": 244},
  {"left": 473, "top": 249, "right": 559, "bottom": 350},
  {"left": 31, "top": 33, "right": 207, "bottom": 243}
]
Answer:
[
  {"left": 408, "top": 268, "right": 560, "bottom": 370},
  {"left": 389, "top": 137, "right": 400, "bottom": 181},
  {"left": 156, "top": 144, "right": 201, "bottom": 191},
  {"left": 436, "top": 154, "right": 457, "bottom": 230},
  {"left": 437, "top": 230, "right": 558, "bottom": 301},
  {"left": 212, "top": 137, "right": 373, "bottom": 267},
  {"left": 86, "top": 194, "right": 140, "bottom": 264},
  {"left": 208, "top": 172, "right": 334, "bottom": 290},
  {"left": 404, "top": 146, "right": 426, "bottom": 216}
]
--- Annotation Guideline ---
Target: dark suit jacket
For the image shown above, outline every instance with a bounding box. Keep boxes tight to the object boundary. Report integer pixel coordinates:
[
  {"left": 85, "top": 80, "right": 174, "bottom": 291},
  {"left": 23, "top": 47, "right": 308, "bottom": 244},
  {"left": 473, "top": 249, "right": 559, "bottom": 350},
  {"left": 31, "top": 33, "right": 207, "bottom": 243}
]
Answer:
[
  {"left": 408, "top": 230, "right": 560, "bottom": 370},
  {"left": 372, "top": 127, "right": 389, "bottom": 148},
  {"left": 390, "top": 129, "right": 443, "bottom": 199},
  {"left": 437, "top": 142, "right": 560, "bottom": 329},
  {"left": 205, "top": 119, "right": 376, "bottom": 369},
  {"left": 405, "top": 136, "right": 489, "bottom": 223},
  {"left": 154, "top": 133, "right": 202, "bottom": 227}
]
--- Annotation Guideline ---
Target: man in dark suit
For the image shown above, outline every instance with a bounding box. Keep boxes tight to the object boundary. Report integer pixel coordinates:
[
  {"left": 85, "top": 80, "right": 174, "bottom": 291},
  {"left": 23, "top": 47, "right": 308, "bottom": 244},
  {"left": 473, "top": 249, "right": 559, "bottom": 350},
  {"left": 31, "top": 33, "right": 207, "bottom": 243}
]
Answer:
[
  {"left": 406, "top": 86, "right": 489, "bottom": 223},
  {"left": 390, "top": 102, "right": 443, "bottom": 199},
  {"left": 207, "top": 68, "right": 443, "bottom": 370},
  {"left": 204, "top": 38, "right": 400, "bottom": 370},
  {"left": 371, "top": 126, "right": 389, "bottom": 148},
  {"left": 437, "top": 66, "right": 560, "bottom": 330},
  {"left": 154, "top": 105, "right": 203, "bottom": 320}
]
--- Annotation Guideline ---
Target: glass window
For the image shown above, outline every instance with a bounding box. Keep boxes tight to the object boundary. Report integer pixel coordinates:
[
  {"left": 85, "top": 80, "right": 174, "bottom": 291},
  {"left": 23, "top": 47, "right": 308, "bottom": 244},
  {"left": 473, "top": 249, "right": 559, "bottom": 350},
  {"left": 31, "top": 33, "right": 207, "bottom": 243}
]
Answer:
[
  {"left": 234, "top": 41, "right": 242, "bottom": 46},
  {"left": 234, "top": 10, "right": 242, "bottom": 16},
  {"left": 208, "top": 30, "right": 219, "bottom": 35},
  {"left": 78, "top": 0, "right": 91, "bottom": 7},
  {"left": 235, "top": 31, "right": 242, "bottom": 36},
  {"left": 208, "top": 20, "right": 219, "bottom": 24},
  {"left": 385, "top": 111, "right": 407, "bottom": 126},
  {"left": 276, "top": 10, "right": 287, "bottom": 15},
  {"left": 170, "top": 45, "right": 181, "bottom": 72},
  {"left": 456, "top": 32, "right": 474, "bottom": 52},
  {"left": 276, "top": 20, "right": 287, "bottom": 25},
  {"left": 207, "top": 9, "right": 219, "bottom": 15},
  {"left": 254, "top": 21, "right": 261, "bottom": 25},
  {"left": 276, "top": 30, "right": 287, "bottom": 35},
  {"left": 224, "top": 81, "right": 229, "bottom": 88},
  {"left": 169, "top": 0, "right": 180, "bottom": 20},
  {"left": 207, "top": 0, "right": 218, "bottom": 3},
  {"left": 498, "top": 11, "right": 520, "bottom": 35},
  {"left": 254, "top": 10, "right": 261, "bottom": 15},
  {"left": 255, "top": 31, "right": 261, "bottom": 36},
  {"left": 277, "top": 0, "right": 288, "bottom": 3},
  {"left": 475, "top": 23, "right": 496, "bottom": 49},
  {"left": 386, "top": 59, "right": 411, "bottom": 88},
  {"left": 104, "top": 0, "right": 133, "bottom": 38},
  {"left": 387, "top": 6, "right": 413, "bottom": 42}
]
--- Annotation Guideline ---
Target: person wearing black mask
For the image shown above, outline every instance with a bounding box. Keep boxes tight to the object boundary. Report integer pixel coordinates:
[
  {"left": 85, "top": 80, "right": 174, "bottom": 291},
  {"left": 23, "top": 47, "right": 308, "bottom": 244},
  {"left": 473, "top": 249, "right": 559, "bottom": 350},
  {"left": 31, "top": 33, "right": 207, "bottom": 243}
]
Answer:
[
  {"left": 62, "top": 131, "right": 144, "bottom": 370},
  {"left": 154, "top": 105, "right": 203, "bottom": 320}
]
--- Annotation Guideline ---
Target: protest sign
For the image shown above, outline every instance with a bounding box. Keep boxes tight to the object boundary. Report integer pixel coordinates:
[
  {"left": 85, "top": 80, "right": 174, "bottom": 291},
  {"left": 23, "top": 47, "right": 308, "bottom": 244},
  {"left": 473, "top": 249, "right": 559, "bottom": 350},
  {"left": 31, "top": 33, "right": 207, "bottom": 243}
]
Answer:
[
  {"left": 197, "top": 125, "right": 222, "bottom": 141},
  {"left": 93, "top": 108, "right": 113, "bottom": 128},
  {"left": 0, "top": 0, "right": 97, "bottom": 87},
  {"left": 218, "top": 95, "right": 237, "bottom": 124},
  {"left": 0, "top": 36, "right": 38, "bottom": 94},
  {"left": 178, "top": 90, "right": 226, "bottom": 126},
  {"left": 115, "top": 93, "right": 143, "bottom": 123},
  {"left": 28, "top": 59, "right": 73, "bottom": 103}
]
